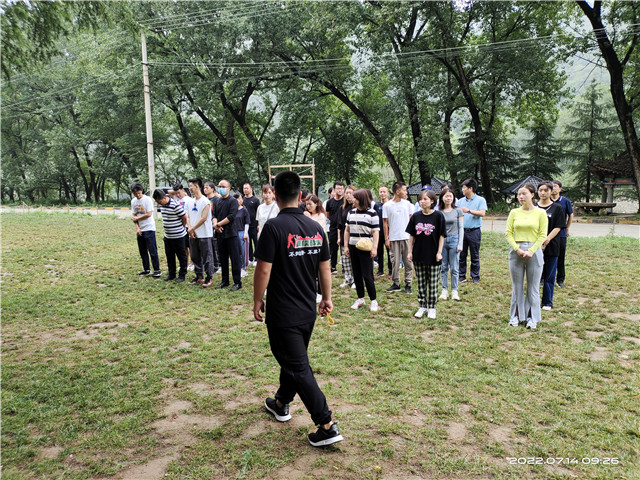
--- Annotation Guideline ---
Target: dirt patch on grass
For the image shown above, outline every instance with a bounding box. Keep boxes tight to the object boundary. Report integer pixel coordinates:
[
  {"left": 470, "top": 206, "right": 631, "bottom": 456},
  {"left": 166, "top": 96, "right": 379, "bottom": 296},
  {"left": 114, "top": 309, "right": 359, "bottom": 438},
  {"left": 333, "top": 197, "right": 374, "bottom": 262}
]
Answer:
[
  {"left": 420, "top": 330, "right": 436, "bottom": 342},
  {"left": 447, "top": 422, "right": 468, "bottom": 441},
  {"left": 585, "top": 330, "right": 605, "bottom": 339},
  {"left": 37, "top": 446, "right": 63, "bottom": 460},
  {"left": 606, "top": 312, "right": 640, "bottom": 322},
  {"left": 267, "top": 450, "right": 328, "bottom": 480},
  {"left": 621, "top": 336, "right": 640, "bottom": 345},
  {"left": 188, "top": 382, "right": 213, "bottom": 396},
  {"left": 589, "top": 347, "right": 609, "bottom": 361},
  {"left": 116, "top": 451, "right": 179, "bottom": 480}
]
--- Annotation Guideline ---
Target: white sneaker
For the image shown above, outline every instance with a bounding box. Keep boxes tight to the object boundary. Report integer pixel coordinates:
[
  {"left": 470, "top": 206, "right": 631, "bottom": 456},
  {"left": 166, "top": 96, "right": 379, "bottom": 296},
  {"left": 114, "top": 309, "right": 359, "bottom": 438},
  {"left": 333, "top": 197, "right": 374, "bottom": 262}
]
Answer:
[
  {"left": 509, "top": 317, "right": 519, "bottom": 327},
  {"left": 351, "top": 298, "right": 365, "bottom": 310},
  {"left": 542, "top": 305, "right": 552, "bottom": 311},
  {"left": 370, "top": 300, "right": 379, "bottom": 312},
  {"left": 351, "top": 283, "right": 356, "bottom": 289},
  {"left": 338, "top": 258, "right": 342, "bottom": 265},
  {"left": 339, "top": 281, "right": 349, "bottom": 288},
  {"left": 439, "top": 289, "right": 448, "bottom": 300},
  {"left": 526, "top": 320, "right": 537, "bottom": 330},
  {"left": 216, "top": 268, "right": 221, "bottom": 274},
  {"left": 414, "top": 307, "right": 427, "bottom": 318},
  {"left": 251, "top": 260, "right": 257, "bottom": 267},
  {"left": 451, "top": 290, "right": 460, "bottom": 301},
  {"left": 241, "top": 269, "right": 248, "bottom": 278},
  {"left": 427, "top": 308, "right": 436, "bottom": 319},
  {"left": 316, "top": 293, "right": 323, "bottom": 304},
  {"left": 187, "top": 264, "right": 195, "bottom": 271}
]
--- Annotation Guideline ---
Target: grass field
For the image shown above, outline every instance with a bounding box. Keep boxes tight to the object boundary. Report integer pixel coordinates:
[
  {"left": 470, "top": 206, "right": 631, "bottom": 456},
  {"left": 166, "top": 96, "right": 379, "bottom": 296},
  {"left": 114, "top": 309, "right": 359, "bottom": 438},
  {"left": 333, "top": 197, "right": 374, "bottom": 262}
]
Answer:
[{"left": 2, "top": 212, "right": 639, "bottom": 480}]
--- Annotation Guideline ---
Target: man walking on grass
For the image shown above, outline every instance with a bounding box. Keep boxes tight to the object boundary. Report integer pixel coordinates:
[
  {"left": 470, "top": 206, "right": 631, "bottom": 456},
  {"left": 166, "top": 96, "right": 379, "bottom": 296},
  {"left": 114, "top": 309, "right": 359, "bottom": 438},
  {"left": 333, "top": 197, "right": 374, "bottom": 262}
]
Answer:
[
  {"left": 131, "top": 183, "right": 161, "bottom": 278},
  {"left": 253, "top": 171, "right": 343, "bottom": 447},
  {"left": 325, "top": 181, "right": 344, "bottom": 274}
]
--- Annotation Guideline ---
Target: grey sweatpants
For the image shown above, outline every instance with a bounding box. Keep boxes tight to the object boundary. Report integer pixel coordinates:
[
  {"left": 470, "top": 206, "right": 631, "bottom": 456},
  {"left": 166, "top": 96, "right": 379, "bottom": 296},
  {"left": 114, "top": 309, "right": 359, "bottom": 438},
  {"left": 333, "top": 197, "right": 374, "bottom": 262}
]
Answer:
[
  {"left": 508, "top": 242, "right": 543, "bottom": 323},
  {"left": 390, "top": 239, "right": 413, "bottom": 286}
]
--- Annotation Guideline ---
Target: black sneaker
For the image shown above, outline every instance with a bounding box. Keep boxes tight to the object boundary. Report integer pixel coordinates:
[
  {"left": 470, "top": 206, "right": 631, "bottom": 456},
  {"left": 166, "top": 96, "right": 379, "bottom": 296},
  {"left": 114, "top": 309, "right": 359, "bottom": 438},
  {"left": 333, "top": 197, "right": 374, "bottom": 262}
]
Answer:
[
  {"left": 163, "top": 276, "right": 175, "bottom": 282},
  {"left": 152, "top": 270, "right": 162, "bottom": 278},
  {"left": 175, "top": 277, "right": 185, "bottom": 283},
  {"left": 459, "top": 277, "right": 467, "bottom": 284},
  {"left": 331, "top": 268, "right": 338, "bottom": 274},
  {"left": 137, "top": 270, "right": 151, "bottom": 276},
  {"left": 308, "top": 423, "right": 344, "bottom": 447},
  {"left": 264, "top": 398, "right": 291, "bottom": 422},
  {"left": 404, "top": 284, "right": 412, "bottom": 294},
  {"left": 557, "top": 281, "right": 565, "bottom": 288},
  {"left": 472, "top": 278, "right": 479, "bottom": 284},
  {"left": 386, "top": 284, "right": 401, "bottom": 293}
]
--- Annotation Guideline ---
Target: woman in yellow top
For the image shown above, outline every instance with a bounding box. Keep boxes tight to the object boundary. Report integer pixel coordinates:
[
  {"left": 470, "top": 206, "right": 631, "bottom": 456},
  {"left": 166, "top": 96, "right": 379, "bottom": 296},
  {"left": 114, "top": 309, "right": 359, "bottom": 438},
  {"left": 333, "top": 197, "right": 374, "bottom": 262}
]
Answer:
[{"left": 505, "top": 184, "right": 548, "bottom": 329}]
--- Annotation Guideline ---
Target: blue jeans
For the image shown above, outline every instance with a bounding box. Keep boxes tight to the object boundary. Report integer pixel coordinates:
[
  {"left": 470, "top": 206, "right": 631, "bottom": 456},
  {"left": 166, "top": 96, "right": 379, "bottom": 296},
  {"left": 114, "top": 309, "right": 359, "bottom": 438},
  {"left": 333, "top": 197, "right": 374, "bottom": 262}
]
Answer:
[
  {"left": 542, "top": 254, "right": 558, "bottom": 307},
  {"left": 136, "top": 230, "right": 160, "bottom": 272},
  {"left": 441, "top": 235, "right": 459, "bottom": 290},
  {"left": 459, "top": 228, "right": 481, "bottom": 280}
]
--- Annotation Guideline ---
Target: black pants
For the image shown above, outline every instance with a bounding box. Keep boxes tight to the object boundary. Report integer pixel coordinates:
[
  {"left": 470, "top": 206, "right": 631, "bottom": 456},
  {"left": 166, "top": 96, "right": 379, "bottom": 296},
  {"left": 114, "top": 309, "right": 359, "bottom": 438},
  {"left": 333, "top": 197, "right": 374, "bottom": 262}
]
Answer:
[
  {"left": 267, "top": 321, "right": 331, "bottom": 426},
  {"left": 349, "top": 245, "right": 377, "bottom": 300},
  {"left": 136, "top": 231, "right": 160, "bottom": 272},
  {"left": 210, "top": 235, "right": 220, "bottom": 270},
  {"left": 247, "top": 225, "right": 258, "bottom": 262},
  {"left": 459, "top": 228, "right": 481, "bottom": 280},
  {"left": 556, "top": 236, "right": 567, "bottom": 283},
  {"left": 329, "top": 229, "right": 339, "bottom": 270},
  {"left": 375, "top": 227, "right": 392, "bottom": 275},
  {"left": 163, "top": 234, "right": 188, "bottom": 278},
  {"left": 218, "top": 235, "right": 241, "bottom": 285}
]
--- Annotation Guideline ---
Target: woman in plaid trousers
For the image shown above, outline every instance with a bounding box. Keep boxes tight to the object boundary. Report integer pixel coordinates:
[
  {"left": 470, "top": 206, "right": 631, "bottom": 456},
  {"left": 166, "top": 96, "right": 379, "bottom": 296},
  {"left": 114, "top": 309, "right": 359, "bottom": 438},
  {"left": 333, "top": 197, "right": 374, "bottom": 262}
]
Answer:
[{"left": 406, "top": 190, "right": 446, "bottom": 319}]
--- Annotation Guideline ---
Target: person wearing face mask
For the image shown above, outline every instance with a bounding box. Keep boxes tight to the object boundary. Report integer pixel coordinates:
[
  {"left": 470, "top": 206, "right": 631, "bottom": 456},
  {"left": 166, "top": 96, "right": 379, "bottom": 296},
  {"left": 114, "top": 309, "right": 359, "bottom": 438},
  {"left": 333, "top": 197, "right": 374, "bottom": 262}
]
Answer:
[
  {"left": 212, "top": 180, "right": 242, "bottom": 291},
  {"left": 505, "top": 184, "right": 548, "bottom": 330}
]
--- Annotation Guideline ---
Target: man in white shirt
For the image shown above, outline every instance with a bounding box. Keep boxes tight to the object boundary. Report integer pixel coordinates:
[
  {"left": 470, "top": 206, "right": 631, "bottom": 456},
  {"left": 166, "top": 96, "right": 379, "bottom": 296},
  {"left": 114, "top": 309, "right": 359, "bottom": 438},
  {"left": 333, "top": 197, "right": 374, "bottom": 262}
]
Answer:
[
  {"left": 383, "top": 181, "right": 414, "bottom": 293},
  {"left": 187, "top": 178, "right": 215, "bottom": 287},
  {"left": 131, "top": 183, "right": 161, "bottom": 277}
]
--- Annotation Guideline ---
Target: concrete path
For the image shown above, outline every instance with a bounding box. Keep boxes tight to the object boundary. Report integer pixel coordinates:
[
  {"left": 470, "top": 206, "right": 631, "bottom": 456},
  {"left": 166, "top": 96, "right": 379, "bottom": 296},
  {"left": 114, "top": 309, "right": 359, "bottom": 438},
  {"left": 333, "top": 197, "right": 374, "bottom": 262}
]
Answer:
[{"left": 2, "top": 207, "right": 639, "bottom": 239}]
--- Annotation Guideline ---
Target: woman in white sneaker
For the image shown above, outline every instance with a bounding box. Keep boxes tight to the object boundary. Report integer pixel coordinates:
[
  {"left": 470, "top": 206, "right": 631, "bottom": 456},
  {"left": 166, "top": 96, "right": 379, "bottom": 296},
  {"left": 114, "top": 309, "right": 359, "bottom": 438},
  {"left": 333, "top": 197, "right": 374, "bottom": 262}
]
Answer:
[
  {"left": 505, "top": 183, "right": 548, "bottom": 329},
  {"left": 343, "top": 189, "right": 380, "bottom": 312},
  {"left": 406, "top": 190, "right": 445, "bottom": 319},
  {"left": 438, "top": 188, "right": 464, "bottom": 301}
]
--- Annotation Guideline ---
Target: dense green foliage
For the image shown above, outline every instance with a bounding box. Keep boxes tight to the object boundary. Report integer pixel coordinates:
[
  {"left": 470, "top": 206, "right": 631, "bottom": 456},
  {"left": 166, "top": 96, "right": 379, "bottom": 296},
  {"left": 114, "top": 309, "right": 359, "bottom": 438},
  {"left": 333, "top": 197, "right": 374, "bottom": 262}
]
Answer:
[{"left": 1, "top": 1, "right": 636, "bottom": 206}]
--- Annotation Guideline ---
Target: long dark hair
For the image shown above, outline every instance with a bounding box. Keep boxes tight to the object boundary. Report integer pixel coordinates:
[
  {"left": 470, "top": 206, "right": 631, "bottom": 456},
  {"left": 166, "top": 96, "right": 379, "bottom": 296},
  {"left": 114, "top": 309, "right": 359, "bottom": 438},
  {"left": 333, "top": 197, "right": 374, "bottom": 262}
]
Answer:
[{"left": 306, "top": 195, "right": 326, "bottom": 215}]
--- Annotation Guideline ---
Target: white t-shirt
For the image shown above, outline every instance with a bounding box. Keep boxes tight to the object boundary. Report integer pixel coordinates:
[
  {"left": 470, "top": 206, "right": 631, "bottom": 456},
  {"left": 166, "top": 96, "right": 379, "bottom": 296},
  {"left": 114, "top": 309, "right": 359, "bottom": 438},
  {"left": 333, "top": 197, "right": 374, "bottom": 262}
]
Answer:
[
  {"left": 131, "top": 195, "right": 156, "bottom": 232},
  {"left": 382, "top": 198, "right": 413, "bottom": 241},
  {"left": 257, "top": 202, "right": 280, "bottom": 237},
  {"left": 188, "top": 195, "right": 213, "bottom": 238}
]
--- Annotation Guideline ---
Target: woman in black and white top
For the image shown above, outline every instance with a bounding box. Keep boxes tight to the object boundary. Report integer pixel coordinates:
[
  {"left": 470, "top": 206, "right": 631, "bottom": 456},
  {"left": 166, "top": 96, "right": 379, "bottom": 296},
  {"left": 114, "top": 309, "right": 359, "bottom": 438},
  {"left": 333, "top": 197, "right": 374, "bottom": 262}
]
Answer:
[{"left": 343, "top": 189, "right": 380, "bottom": 312}]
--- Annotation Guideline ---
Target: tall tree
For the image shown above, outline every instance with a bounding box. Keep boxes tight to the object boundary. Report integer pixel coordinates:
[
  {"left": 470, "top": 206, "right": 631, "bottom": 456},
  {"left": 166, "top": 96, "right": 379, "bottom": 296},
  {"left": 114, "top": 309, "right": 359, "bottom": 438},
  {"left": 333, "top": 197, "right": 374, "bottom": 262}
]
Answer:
[{"left": 576, "top": 1, "right": 640, "bottom": 211}]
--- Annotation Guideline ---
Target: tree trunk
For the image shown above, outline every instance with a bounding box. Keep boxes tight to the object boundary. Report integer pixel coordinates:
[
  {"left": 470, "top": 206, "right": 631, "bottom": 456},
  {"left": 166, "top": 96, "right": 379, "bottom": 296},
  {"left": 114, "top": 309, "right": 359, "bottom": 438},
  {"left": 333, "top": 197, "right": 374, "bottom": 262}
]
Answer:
[
  {"left": 577, "top": 1, "right": 640, "bottom": 212},
  {"left": 443, "top": 107, "right": 458, "bottom": 193},
  {"left": 72, "top": 147, "right": 91, "bottom": 202}
]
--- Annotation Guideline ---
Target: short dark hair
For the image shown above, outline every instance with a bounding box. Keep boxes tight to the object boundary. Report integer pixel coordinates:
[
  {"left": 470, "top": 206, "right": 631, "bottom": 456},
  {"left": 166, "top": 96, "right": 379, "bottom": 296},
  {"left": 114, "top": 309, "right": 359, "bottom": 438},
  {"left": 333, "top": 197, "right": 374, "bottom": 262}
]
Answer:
[
  {"left": 552, "top": 180, "right": 562, "bottom": 188},
  {"left": 537, "top": 181, "right": 554, "bottom": 192},
  {"left": 301, "top": 189, "right": 310, "bottom": 201},
  {"left": 461, "top": 178, "right": 477, "bottom": 192},
  {"left": 333, "top": 181, "right": 345, "bottom": 188},
  {"left": 131, "top": 183, "right": 144, "bottom": 193},
  {"left": 392, "top": 181, "right": 406, "bottom": 194},
  {"left": 188, "top": 178, "right": 203, "bottom": 192},
  {"left": 152, "top": 188, "right": 167, "bottom": 202},
  {"left": 233, "top": 193, "right": 241, "bottom": 199},
  {"left": 328, "top": 187, "right": 333, "bottom": 195},
  {"left": 205, "top": 181, "right": 215, "bottom": 190},
  {"left": 173, "top": 183, "right": 185, "bottom": 191},
  {"left": 519, "top": 183, "right": 536, "bottom": 195},
  {"left": 418, "top": 190, "right": 437, "bottom": 204},
  {"left": 274, "top": 171, "right": 301, "bottom": 203}
]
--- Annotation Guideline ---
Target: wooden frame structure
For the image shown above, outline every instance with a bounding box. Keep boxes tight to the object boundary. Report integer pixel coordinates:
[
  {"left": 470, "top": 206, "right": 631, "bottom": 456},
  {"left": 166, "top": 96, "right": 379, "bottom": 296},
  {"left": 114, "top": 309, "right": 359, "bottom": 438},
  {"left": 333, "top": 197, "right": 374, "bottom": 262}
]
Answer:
[{"left": 268, "top": 163, "right": 315, "bottom": 193}]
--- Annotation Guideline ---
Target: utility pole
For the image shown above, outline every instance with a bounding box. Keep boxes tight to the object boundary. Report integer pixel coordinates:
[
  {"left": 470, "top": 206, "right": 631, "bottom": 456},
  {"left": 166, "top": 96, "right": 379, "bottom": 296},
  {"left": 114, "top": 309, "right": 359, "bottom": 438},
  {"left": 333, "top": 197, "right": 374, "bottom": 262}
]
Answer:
[{"left": 141, "top": 31, "right": 156, "bottom": 194}]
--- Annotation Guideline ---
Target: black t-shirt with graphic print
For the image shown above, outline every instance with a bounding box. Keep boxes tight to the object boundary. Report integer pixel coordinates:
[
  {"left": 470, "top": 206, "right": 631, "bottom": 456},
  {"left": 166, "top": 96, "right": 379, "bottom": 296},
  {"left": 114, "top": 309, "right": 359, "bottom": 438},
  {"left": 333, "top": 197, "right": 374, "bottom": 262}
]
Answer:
[
  {"left": 254, "top": 207, "right": 330, "bottom": 327},
  {"left": 405, "top": 210, "right": 446, "bottom": 265}
]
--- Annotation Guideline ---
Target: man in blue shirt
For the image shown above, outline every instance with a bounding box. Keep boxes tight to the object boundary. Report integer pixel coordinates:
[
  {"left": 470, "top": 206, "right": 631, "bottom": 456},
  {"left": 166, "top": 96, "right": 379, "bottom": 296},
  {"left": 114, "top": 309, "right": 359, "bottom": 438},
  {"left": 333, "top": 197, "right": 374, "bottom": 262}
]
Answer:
[
  {"left": 457, "top": 178, "right": 487, "bottom": 284},
  {"left": 551, "top": 180, "right": 573, "bottom": 287}
]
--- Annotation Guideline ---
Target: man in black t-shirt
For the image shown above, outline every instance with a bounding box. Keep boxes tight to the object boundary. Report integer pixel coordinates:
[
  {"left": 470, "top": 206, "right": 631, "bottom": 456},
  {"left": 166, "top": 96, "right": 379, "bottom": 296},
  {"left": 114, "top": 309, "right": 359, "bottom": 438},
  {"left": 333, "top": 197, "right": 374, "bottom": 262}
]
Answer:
[
  {"left": 242, "top": 183, "right": 260, "bottom": 266},
  {"left": 253, "top": 171, "right": 343, "bottom": 447},
  {"left": 212, "top": 179, "right": 242, "bottom": 290},
  {"left": 324, "top": 181, "right": 345, "bottom": 273}
]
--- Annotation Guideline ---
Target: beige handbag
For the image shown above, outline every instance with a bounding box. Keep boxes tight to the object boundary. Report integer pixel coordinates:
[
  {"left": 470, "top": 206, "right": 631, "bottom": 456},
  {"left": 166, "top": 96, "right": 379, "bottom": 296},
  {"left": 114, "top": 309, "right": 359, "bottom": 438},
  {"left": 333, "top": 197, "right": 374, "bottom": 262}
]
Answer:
[{"left": 354, "top": 215, "right": 373, "bottom": 251}]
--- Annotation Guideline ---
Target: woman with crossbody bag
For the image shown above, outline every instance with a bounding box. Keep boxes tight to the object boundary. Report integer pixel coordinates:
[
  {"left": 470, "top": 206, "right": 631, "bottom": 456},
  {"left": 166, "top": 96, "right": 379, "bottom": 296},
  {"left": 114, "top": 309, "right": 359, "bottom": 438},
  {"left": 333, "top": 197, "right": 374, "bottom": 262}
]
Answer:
[{"left": 343, "top": 189, "right": 380, "bottom": 312}]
